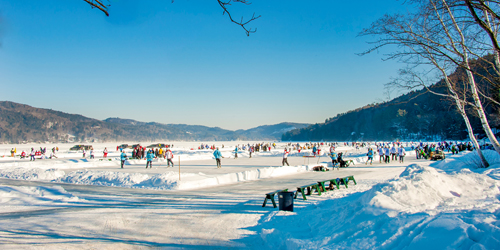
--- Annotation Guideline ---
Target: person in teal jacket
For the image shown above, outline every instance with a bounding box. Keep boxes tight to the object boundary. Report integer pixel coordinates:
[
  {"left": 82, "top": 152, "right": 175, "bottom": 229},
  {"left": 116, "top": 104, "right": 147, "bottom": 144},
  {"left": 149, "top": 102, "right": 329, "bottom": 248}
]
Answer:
[
  {"left": 234, "top": 146, "right": 238, "bottom": 159},
  {"left": 120, "top": 151, "right": 128, "bottom": 169},
  {"left": 213, "top": 147, "right": 223, "bottom": 168},
  {"left": 365, "top": 148, "right": 374, "bottom": 165},
  {"left": 146, "top": 150, "right": 154, "bottom": 169},
  {"left": 329, "top": 152, "right": 338, "bottom": 169}
]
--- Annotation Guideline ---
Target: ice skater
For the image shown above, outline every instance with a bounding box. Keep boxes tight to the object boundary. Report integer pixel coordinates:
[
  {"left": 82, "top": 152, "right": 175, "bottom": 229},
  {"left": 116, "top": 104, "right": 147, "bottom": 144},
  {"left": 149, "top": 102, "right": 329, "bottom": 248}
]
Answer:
[
  {"left": 282, "top": 148, "right": 290, "bottom": 166},
  {"left": 384, "top": 146, "right": 390, "bottom": 163},
  {"left": 146, "top": 150, "right": 154, "bottom": 169},
  {"left": 120, "top": 151, "right": 128, "bottom": 168},
  {"left": 329, "top": 151, "right": 339, "bottom": 169},
  {"left": 366, "top": 148, "right": 374, "bottom": 165},
  {"left": 398, "top": 145, "right": 406, "bottom": 163},
  {"left": 390, "top": 145, "right": 397, "bottom": 161},
  {"left": 378, "top": 146, "right": 384, "bottom": 163},
  {"left": 214, "top": 147, "right": 223, "bottom": 168},
  {"left": 166, "top": 149, "right": 174, "bottom": 167},
  {"left": 30, "top": 148, "right": 35, "bottom": 161}
]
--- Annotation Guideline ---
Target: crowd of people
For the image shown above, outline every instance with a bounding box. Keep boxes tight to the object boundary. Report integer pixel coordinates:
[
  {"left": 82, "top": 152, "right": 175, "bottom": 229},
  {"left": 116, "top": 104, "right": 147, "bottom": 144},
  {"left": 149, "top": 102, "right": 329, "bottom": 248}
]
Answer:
[
  {"left": 3, "top": 140, "right": 485, "bottom": 171},
  {"left": 412, "top": 141, "right": 472, "bottom": 159},
  {"left": 12, "top": 147, "right": 61, "bottom": 161},
  {"left": 374, "top": 144, "right": 406, "bottom": 164}
]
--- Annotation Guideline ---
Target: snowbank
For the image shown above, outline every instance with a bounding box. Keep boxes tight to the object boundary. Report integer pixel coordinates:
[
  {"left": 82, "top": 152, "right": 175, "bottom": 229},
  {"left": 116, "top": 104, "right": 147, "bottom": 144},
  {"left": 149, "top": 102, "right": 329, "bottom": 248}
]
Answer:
[
  {"left": 364, "top": 164, "right": 500, "bottom": 216},
  {"left": 0, "top": 164, "right": 320, "bottom": 191},
  {"left": 240, "top": 162, "right": 500, "bottom": 249},
  {"left": 0, "top": 168, "right": 66, "bottom": 180}
]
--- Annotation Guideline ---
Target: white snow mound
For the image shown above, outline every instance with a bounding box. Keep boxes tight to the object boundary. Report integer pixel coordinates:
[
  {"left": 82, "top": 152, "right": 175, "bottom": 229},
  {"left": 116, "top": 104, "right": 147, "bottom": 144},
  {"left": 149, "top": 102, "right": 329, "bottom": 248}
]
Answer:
[
  {"left": 55, "top": 170, "right": 192, "bottom": 190},
  {"left": 363, "top": 164, "right": 500, "bottom": 215},
  {"left": 0, "top": 168, "right": 66, "bottom": 181}
]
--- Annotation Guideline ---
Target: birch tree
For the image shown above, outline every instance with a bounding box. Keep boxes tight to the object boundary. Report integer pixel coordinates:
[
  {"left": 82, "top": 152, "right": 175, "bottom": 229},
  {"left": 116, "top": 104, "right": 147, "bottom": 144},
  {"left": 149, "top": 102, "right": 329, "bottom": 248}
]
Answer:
[
  {"left": 359, "top": 0, "right": 494, "bottom": 166},
  {"left": 433, "top": 0, "right": 500, "bottom": 155}
]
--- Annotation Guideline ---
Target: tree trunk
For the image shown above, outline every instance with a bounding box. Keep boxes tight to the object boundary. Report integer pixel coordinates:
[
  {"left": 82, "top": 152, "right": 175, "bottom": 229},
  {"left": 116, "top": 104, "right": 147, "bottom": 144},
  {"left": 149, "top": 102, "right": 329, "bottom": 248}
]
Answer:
[
  {"left": 464, "top": 62, "right": 500, "bottom": 156},
  {"left": 442, "top": 75, "right": 490, "bottom": 168},
  {"left": 455, "top": 96, "right": 490, "bottom": 168},
  {"left": 446, "top": 0, "right": 500, "bottom": 157}
]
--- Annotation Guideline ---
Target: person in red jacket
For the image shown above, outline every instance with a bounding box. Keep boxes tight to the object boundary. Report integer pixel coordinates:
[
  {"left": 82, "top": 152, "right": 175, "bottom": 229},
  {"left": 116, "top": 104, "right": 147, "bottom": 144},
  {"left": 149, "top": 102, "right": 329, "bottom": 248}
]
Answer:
[{"left": 282, "top": 149, "right": 290, "bottom": 166}]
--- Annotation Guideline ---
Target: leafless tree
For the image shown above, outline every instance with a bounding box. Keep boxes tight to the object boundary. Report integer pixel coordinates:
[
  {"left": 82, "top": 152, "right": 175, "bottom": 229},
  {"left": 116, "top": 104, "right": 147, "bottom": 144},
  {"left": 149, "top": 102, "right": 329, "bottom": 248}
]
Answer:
[
  {"left": 82, "top": 0, "right": 260, "bottom": 36},
  {"left": 359, "top": 0, "right": 498, "bottom": 167},
  {"left": 433, "top": 0, "right": 500, "bottom": 156}
]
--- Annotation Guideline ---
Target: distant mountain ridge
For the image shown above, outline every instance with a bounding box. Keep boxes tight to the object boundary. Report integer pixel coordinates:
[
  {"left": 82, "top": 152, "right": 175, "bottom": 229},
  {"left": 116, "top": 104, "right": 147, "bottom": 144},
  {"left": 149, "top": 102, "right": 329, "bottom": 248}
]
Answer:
[
  {"left": 235, "top": 123, "right": 309, "bottom": 140},
  {"left": 0, "top": 101, "right": 310, "bottom": 143},
  {"left": 104, "top": 117, "right": 310, "bottom": 141}
]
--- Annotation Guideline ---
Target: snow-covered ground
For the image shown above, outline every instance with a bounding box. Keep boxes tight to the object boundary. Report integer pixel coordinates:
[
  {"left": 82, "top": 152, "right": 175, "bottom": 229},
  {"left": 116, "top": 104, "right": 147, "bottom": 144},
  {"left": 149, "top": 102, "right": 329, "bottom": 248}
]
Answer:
[{"left": 0, "top": 141, "right": 498, "bottom": 249}]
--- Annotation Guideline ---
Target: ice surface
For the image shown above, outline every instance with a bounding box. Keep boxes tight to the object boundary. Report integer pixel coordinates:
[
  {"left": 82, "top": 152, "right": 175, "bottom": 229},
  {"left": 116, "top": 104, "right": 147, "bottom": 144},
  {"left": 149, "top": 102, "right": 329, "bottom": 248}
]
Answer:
[{"left": 0, "top": 142, "right": 499, "bottom": 249}]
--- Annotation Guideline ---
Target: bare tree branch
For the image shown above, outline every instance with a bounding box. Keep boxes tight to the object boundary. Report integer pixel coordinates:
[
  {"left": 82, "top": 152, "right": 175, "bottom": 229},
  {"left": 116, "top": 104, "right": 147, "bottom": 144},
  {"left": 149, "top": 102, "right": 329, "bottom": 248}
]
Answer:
[
  {"left": 83, "top": 0, "right": 109, "bottom": 16},
  {"left": 464, "top": 0, "right": 500, "bottom": 55},
  {"left": 82, "top": 0, "right": 261, "bottom": 36},
  {"left": 217, "top": 0, "right": 261, "bottom": 36}
]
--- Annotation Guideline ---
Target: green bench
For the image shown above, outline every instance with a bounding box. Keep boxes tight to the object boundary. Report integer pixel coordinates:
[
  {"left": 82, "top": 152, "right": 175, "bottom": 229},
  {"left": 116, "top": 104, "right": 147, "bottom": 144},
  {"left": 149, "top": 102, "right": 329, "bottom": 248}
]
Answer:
[
  {"left": 262, "top": 189, "right": 288, "bottom": 208},
  {"left": 294, "top": 183, "right": 322, "bottom": 200},
  {"left": 318, "top": 176, "right": 357, "bottom": 192}
]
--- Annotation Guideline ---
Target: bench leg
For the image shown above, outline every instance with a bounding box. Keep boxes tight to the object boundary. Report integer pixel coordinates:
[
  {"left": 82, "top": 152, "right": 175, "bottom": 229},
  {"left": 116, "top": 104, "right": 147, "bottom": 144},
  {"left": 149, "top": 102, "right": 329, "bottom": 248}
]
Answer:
[
  {"left": 262, "top": 197, "right": 268, "bottom": 207},
  {"left": 296, "top": 188, "right": 307, "bottom": 200},
  {"left": 319, "top": 182, "right": 326, "bottom": 192},
  {"left": 270, "top": 194, "right": 277, "bottom": 208},
  {"left": 314, "top": 184, "right": 322, "bottom": 195},
  {"left": 350, "top": 176, "right": 357, "bottom": 185},
  {"left": 294, "top": 188, "right": 307, "bottom": 200},
  {"left": 332, "top": 180, "right": 340, "bottom": 189}
]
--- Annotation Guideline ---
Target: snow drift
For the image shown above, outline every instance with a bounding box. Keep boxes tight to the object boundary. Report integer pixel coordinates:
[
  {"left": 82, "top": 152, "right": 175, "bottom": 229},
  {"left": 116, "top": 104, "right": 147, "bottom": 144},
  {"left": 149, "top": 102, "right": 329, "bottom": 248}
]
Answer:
[
  {"left": 364, "top": 164, "right": 500, "bottom": 216},
  {"left": 240, "top": 163, "right": 500, "bottom": 249},
  {"left": 0, "top": 164, "right": 320, "bottom": 190}
]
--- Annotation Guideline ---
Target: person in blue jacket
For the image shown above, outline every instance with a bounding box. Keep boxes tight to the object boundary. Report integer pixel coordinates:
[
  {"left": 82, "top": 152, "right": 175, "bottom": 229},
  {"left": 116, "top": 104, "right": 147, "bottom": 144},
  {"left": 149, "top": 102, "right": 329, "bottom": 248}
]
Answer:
[
  {"left": 146, "top": 150, "right": 154, "bottom": 169},
  {"left": 329, "top": 151, "right": 338, "bottom": 169},
  {"left": 213, "top": 147, "right": 223, "bottom": 168},
  {"left": 120, "top": 151, "right": 128, "bottom": 168},
  {"left": 365, "top": 148, "right": 374, "bottom": 165},
  {"left": 234, "top": 146, "right": 238, "bottom": 159}
]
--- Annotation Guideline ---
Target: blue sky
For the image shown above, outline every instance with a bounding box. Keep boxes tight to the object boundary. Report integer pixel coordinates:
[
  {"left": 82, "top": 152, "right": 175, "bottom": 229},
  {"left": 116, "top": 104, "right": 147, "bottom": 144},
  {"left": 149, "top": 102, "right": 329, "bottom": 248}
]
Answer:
[{"left": 0, "top": 0, "right": 412, "bottom": 130}]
